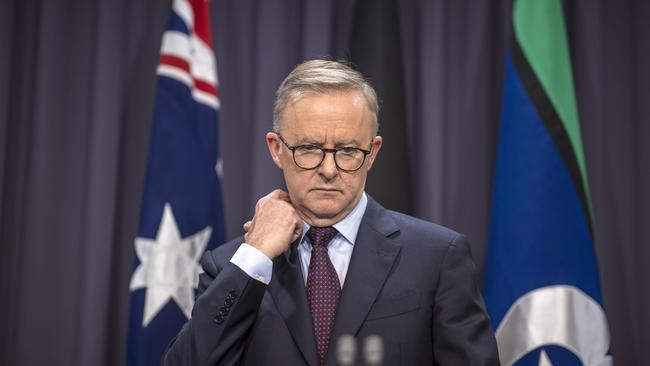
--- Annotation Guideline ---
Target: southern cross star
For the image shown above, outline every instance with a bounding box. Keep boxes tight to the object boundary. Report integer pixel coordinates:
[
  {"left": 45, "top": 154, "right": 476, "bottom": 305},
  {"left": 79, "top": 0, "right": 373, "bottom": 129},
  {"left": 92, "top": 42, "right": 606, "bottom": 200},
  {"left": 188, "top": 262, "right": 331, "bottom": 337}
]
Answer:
[{"left": 130, "top": 203, "right": 212, "bottom": 326}]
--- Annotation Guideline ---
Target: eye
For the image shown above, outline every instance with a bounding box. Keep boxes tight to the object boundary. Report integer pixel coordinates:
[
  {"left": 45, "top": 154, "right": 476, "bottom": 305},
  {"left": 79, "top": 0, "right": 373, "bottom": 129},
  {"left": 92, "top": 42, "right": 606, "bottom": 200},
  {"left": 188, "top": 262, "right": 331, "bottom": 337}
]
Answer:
[
  {"left": 295, "top": 145, "right": 321, "bottom": 154},
  {"left": 302, "top": 145, "right": 320, "bottom": 150},
  {"left": 339, "top": 147, "right": 358, "bottom": 155}
]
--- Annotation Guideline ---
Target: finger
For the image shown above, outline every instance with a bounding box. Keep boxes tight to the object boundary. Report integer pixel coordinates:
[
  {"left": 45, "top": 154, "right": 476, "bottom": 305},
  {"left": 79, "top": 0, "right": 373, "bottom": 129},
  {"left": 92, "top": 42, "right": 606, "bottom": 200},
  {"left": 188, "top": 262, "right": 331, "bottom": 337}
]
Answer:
[
  {"left": 291, "top": 219, "right": 303, "bottom": 242},
  {"left": 243, "top": 221, "right": 252, "bottom": 232},
  {"left": 291, "top": 227, "right": 302, "bottom": 243},
  {"left": 269, "top": 189, "right": 291, "bottom": 202},
  {"left": 267, "top": 189, "right": 283, "bottom": 198},
  {"left": 278, "top": 193, "right": 292, "bottom": 203}
]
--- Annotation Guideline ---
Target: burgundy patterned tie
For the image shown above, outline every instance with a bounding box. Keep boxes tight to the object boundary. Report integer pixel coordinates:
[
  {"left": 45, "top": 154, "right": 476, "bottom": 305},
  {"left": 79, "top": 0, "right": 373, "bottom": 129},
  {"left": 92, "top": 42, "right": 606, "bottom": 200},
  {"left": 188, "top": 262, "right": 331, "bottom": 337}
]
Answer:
[{"left": 306, "top": 226, "right": 341, "bottom": 365}]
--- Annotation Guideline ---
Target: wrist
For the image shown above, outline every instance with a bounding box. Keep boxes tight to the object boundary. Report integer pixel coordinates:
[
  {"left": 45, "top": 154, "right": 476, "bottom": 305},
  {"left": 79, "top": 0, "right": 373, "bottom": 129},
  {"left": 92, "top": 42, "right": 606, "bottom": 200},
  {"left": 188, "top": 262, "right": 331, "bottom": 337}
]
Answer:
[
  {"left": 247, "top": 238, "right": 277, "bottom": 260},
  {"left": 231, "top": 243, "right": 273, "bottom": 284}
]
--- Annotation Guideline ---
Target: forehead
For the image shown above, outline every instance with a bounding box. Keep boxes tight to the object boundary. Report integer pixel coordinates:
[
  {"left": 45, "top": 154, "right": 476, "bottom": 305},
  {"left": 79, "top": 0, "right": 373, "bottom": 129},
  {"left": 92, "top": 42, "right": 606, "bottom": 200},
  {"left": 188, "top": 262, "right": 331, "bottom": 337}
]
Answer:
[{"left": 279, "top": 91, "right": 374, "bottom": 142}]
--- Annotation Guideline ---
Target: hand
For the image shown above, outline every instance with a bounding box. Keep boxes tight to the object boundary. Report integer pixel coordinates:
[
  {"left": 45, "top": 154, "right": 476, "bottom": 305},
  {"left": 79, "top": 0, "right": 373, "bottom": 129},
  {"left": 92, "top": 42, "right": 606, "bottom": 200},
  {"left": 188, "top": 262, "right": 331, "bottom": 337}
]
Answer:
[{"left": 243, "top": 189, "right": 303, "bottom": 260}]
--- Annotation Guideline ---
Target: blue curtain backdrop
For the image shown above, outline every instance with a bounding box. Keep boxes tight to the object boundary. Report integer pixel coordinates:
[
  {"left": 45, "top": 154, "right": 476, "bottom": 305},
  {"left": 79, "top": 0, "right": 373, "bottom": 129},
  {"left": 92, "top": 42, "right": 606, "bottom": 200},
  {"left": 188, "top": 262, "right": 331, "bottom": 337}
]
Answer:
[{"left": 0, "top": 0, "right": 648, "bottom": 365}]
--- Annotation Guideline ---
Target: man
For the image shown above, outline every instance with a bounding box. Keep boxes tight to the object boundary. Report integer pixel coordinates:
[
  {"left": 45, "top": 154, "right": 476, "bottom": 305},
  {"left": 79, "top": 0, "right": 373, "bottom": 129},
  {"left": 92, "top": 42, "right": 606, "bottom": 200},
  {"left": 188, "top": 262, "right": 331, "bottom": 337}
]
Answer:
[{"left": 162, "top": 60, "right": 499, "bottom": 365}]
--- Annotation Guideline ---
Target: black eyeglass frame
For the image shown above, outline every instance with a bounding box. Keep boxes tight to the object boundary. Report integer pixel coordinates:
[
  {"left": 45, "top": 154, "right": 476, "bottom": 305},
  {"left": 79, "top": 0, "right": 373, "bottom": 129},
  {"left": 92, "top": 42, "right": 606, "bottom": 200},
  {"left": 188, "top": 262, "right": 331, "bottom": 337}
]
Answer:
[{"left": 275, "top": 132, "right": 373, "bottom": 172}]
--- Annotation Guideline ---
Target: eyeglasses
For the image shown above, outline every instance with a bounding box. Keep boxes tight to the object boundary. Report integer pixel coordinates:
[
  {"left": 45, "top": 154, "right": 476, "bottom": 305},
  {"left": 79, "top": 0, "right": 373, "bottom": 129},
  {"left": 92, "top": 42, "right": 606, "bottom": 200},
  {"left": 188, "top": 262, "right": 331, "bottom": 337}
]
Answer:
[{"left": 276, "top": 133, "right": 372, "bottom": 172}]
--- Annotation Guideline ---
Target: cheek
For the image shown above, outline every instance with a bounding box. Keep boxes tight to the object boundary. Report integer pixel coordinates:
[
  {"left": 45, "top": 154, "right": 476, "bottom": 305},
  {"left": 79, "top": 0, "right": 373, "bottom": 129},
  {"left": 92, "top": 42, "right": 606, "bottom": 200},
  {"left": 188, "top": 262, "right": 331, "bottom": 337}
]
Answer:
[
  {"left": 279, "top": 151, "right": 293, "bottom": 168},
  {"left": 340, "top": 174, "right": 366, "bottom": 194},
  {"left": 284, "top": 170, "right": 312, "bottom": 191}
]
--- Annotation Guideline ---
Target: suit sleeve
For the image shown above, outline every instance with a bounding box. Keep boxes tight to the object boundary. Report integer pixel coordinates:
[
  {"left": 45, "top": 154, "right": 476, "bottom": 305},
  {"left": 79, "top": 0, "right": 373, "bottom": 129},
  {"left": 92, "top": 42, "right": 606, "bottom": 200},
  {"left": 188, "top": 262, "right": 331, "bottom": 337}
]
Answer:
[
  {"left": 432, "top": 234, "right": 501, "bottom": 365},
  {"left": 161, "top": 249, "right": 267, "bottom": 366}
]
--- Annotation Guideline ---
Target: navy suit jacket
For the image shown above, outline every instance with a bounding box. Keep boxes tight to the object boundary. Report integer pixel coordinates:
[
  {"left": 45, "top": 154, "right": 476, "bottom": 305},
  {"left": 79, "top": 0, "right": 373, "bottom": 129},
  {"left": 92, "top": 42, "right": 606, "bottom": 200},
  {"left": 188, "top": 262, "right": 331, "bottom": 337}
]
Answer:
[{"left": 162, "top": 197, "right": 499, "bottom": 365}]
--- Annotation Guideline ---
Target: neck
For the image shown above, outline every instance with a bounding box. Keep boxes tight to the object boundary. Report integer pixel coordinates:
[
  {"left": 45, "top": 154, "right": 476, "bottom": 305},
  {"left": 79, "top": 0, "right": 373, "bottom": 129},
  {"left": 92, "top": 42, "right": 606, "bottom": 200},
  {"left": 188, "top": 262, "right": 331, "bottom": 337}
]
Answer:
[{"left": 297, "top": 194, "right": 364, "bottom": 228}]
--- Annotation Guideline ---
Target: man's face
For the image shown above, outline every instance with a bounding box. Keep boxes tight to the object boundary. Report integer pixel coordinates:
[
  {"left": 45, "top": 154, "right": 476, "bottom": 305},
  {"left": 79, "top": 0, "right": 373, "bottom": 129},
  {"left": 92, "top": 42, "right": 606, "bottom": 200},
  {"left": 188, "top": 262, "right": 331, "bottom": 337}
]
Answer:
[{"left": 266, "top": 90, "right": 382, "bottom": 227}]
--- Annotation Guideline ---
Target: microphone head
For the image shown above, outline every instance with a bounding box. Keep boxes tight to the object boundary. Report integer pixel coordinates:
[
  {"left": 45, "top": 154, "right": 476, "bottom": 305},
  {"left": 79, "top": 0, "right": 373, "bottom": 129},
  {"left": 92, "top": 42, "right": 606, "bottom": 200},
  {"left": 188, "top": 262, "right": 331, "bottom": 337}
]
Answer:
[
  {"left": 336, "top": 334, "right": 356, "bottom": 366},
  {"left": 363, "top": 335, "right": 384, "bottom": 366}
]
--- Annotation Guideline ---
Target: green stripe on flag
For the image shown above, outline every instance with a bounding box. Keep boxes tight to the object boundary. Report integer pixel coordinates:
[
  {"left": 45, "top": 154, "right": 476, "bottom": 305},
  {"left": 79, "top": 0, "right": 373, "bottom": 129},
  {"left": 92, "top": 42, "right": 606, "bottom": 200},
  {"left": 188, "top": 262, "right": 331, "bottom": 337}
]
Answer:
[{"left": 513, "top": 0, "right": 592, "bottom": 213}]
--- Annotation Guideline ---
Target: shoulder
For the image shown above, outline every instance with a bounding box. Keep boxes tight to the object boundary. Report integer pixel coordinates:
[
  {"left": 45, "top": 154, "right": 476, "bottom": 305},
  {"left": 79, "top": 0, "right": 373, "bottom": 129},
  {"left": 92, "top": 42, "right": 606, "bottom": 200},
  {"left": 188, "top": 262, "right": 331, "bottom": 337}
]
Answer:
[
  {"left": 387, "top": 210, "right": 462, "bottom": 244},
  {"left": 385, "top": 210, "right": 470, "bottom": 264},
  {"left": 364, "top": 194, "right": 461, "bottom": 244},
  {"left": 363, "top": 195, "right": 468, "bottom": 253}
]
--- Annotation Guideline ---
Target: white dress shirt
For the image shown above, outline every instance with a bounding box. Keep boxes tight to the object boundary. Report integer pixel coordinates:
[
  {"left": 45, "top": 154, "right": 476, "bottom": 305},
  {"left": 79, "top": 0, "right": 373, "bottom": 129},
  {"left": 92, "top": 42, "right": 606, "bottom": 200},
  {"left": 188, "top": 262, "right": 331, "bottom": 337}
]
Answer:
[{"left": 230, "top": 193, "right": 368, "bottom": 287}]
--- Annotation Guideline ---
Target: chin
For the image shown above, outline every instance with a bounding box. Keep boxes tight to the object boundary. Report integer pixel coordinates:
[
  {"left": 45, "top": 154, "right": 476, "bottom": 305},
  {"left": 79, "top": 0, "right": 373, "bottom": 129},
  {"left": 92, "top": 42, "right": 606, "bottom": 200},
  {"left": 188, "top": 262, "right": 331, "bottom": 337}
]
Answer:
[{"left": 305, "top": 201, "right": 345, "bottom": 220}]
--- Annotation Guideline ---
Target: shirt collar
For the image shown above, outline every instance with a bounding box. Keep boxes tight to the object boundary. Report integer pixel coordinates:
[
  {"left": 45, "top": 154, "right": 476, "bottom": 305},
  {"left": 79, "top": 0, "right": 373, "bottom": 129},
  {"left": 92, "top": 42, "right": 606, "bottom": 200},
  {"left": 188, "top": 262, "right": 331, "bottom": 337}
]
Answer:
[{"left": 300, "top": 192, "right": 368, "bottom": 246}]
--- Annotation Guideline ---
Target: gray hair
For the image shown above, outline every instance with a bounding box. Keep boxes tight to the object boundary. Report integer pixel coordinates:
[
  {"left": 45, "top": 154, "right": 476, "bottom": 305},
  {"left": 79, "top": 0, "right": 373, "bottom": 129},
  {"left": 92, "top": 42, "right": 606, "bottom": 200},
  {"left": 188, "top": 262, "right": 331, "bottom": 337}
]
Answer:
[{"left": 272, "top": 59, "right": 379, "bottom": 135}]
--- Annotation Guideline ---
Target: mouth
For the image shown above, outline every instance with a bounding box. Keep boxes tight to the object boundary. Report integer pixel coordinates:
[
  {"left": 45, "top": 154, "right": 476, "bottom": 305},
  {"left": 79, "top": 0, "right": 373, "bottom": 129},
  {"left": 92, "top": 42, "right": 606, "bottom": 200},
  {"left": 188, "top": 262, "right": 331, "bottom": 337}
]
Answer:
[{"left": 312, "top": 188, "right": 341, "bottom": 193}]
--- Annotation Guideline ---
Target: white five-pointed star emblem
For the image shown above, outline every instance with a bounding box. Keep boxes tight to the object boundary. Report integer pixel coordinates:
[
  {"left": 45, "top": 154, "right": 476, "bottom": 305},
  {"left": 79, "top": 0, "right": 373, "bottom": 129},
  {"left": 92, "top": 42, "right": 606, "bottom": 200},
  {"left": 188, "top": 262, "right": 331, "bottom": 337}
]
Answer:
[{"left": 130, "top": 203, "right": 212, "bottom": 326}]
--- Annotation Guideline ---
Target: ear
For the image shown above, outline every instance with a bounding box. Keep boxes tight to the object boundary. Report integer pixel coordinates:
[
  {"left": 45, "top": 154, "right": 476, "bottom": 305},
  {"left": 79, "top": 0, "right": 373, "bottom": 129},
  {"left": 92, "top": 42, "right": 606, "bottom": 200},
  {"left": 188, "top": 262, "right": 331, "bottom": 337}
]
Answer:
[
  {"left": 366, "top": 136, "right": 383, "bottom": 171},
  {"left": 266, "top": 132, "right": 284, "bottom": 169}
]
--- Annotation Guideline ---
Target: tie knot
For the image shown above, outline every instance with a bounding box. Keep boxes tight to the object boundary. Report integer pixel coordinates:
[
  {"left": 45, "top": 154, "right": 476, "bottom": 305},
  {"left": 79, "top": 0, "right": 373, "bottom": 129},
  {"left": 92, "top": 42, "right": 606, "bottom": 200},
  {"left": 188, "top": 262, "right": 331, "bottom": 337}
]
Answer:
[{"left": 306, "top": 226, "right": 337, "bottom": 247}]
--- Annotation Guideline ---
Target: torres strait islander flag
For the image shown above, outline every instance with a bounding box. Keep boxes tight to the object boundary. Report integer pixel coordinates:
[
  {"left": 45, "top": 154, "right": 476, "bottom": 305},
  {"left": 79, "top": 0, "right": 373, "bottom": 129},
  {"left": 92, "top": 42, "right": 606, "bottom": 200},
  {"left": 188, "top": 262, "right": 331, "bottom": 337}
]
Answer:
[
  {"left": 127, "top": 0, "right": 225, "bottom": 365},
  {"left": 483, "top": 0, "right": 612, "bottom": 365}
]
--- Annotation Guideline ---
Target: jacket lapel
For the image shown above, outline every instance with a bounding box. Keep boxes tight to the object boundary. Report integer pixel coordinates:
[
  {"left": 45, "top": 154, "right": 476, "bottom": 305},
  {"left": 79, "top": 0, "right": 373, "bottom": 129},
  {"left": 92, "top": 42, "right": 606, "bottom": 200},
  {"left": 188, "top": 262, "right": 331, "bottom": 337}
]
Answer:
[
  {"left": 326, "top": 197, "right": 401, "bottom": 366},
  {"left": 268, "top": 242, "right": 319, "bottom": 366}
]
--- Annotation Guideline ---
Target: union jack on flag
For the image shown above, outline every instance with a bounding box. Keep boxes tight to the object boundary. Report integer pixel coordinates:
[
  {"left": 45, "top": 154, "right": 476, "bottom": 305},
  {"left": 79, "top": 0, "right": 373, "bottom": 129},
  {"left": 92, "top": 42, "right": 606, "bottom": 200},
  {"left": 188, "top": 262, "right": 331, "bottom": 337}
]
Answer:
[{"left": 126, "top": 0, "right": 226, "bottom": 364}]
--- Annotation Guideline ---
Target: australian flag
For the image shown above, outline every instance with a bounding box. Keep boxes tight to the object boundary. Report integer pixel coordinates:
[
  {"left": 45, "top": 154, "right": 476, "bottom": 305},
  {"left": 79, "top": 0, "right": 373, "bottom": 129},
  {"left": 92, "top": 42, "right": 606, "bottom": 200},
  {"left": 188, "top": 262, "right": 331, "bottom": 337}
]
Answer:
[{"left": 126, "top": 0, "right": 225, "bottom": 365}]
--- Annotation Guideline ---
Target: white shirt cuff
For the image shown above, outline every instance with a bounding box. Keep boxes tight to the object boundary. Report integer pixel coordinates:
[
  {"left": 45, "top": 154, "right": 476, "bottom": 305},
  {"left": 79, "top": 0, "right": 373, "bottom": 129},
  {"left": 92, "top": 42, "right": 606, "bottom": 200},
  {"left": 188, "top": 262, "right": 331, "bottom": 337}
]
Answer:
[{"left": 230, "top": 243, "right": 273, "bottom": 284}]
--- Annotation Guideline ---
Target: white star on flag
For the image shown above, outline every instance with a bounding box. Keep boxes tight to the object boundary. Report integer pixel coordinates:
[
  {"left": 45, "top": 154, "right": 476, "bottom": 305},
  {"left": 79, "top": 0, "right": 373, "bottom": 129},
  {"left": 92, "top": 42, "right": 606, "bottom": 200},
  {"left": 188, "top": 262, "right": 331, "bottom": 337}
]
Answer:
[{"left": 129, "top": 202, "right": 211, "bottom": 326}]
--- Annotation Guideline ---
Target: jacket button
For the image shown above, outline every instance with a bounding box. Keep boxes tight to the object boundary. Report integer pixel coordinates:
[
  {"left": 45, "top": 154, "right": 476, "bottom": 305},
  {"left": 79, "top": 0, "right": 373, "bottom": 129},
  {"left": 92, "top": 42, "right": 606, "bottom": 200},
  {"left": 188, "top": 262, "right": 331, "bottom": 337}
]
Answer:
[
  {"left": 214, "top": 315, "right": 224, "bottom": 324},
  {"left": 225, "top": 298, "right": 234, "bottom": 307},
  {"left": 228, "top": 289, "right": 238, "bottom": 298},
  {"left": 219, "top": 307, "right": 229, "bottom": 316}
]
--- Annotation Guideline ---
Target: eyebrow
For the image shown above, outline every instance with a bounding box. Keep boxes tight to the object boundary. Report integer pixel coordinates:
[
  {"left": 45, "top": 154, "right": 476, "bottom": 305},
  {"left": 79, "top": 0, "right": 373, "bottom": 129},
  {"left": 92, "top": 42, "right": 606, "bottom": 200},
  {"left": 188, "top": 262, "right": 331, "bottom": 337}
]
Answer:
[
  {"left": 292, "top": 137, "right": 364, "bottom": 147},
  {"left": 334, "top": 139, "right": 363, "bottom": 147},
  {"left": 292, "top": 137, "right": 322, "bottom": 145}
]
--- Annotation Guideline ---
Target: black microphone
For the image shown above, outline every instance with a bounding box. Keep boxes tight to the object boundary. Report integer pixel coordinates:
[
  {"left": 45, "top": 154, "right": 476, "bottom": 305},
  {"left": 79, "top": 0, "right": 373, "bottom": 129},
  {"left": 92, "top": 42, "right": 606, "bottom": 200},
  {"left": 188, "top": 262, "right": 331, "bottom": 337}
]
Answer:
[
  {"left": 336, "top": 334, "right": 356, "bottom": 366},
  {"left": 363, "top": 335, "right": 383, "bottom": 366}
]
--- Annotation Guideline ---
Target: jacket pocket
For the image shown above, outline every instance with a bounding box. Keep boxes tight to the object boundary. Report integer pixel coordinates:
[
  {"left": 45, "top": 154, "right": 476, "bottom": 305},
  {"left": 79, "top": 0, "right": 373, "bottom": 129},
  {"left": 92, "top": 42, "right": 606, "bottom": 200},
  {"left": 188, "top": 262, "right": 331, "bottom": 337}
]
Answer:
[{"left": 366, "top": 289, "right": 421, "bottom": 320}]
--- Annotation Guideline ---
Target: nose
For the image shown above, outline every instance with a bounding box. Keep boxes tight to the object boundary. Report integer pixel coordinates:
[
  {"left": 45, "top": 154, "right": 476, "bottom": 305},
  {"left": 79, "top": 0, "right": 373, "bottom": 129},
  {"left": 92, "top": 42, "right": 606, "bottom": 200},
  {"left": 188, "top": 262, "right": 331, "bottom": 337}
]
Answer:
[{"left": 318, "top": 151, "right": 339, "bottom": 180}]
